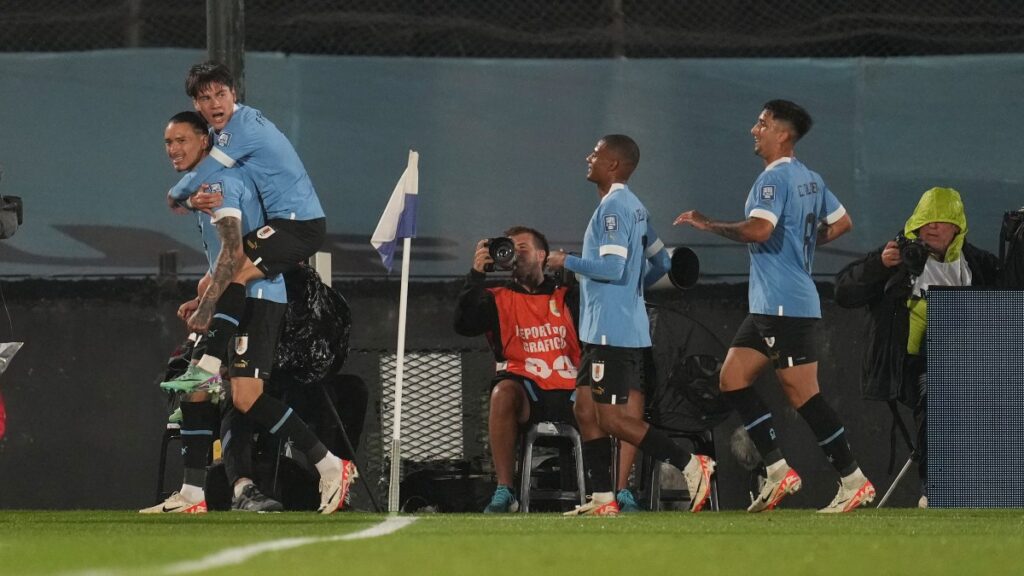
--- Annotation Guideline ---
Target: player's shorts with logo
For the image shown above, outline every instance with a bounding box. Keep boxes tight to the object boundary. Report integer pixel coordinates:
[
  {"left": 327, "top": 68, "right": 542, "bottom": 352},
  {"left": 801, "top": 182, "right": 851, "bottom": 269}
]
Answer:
[
  {"left": 575, "top": 343, "right": 645, "bottom": 404},
  {"left": 243, "top": 217, "right": 326, "bottom": 277},
  {"left": 731, "top": 313, "right": 819, "bottom": 369},
  {"left": 492, "top": 372, "right": 576, "bottom": 425},
  {"left": 228, "top": 298, "right": 286, "bottom": 379}
]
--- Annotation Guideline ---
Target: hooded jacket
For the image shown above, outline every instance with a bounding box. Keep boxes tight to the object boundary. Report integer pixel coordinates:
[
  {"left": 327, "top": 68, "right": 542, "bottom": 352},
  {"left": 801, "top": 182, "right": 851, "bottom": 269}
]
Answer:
[{"left": 834, "top": 187, "right": 1002, "bottom": 403}]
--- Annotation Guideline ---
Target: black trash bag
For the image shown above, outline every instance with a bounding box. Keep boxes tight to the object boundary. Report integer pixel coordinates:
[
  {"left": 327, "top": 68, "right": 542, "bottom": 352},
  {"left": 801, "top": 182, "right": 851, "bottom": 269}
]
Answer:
[{"left": 271, "top": 264, "right": 352, "bottom": 388}]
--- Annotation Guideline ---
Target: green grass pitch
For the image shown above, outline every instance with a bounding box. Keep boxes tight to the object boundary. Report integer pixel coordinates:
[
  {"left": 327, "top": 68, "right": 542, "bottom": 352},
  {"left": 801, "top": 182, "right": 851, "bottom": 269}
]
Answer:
[{"left": 1, "top": 509, "right": 1023, "bottom": 575}]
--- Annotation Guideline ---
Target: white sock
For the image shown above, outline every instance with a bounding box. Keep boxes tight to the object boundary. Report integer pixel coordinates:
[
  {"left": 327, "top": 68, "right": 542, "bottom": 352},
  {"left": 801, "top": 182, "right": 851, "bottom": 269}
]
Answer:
[
  {"left": 314, "top": 453, "right": 342, "bottom": 478},
  {"left": 841, "top": 468, "right": 866, "bottom": 489},
  {"left": 180, "top": 483, "right": 205, "bottom": 503},
  {"left": 196, "top": 355, "right": 222, "bottom": 376},
  {"left": 233, "top": 478, "right": 254, "bottom": 499},
  {"left": 767, "top": 459, "right": 789, "bottom": 481}
]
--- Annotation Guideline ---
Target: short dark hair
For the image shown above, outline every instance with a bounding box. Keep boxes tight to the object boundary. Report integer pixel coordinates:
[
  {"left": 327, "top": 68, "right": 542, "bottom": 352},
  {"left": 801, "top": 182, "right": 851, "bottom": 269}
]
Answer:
[
  {"left": 168, "top": 111, "right": 209, "bottom": 135},
  {"left": 185, "top": 61, "right": 235, "bottom": 99},
  {"left": 600, "top": 134, "right": 640, "bottom": 169},
  {"left": 762, "top": 99, "right": 813, "bottom": 141},
  {"left": 504, "top": 225, "right": 549, "bottom": 258}
]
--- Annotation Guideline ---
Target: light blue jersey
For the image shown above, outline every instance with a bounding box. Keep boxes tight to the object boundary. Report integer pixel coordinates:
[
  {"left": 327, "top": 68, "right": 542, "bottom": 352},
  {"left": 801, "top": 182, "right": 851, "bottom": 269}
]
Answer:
[
  {"left": 195, "top": 169, "right": 286, "bottom": 304},
  {"left": 745, "top": 157, "right": 845, "bottom": 318},
  {"left": 171, "top": 104, "right": 325, "bottom": 222},
  {"left": 566, "top": 184, "right": 669, "bottom": 348}
]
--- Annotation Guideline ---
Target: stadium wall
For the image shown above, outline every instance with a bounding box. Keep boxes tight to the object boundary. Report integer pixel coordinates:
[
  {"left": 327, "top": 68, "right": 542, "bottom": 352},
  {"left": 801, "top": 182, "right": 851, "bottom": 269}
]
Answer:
[
  {"left": 0, "top": 280, "right": 924, "bottom": 510},
  {"left": 0, "top": 50, "right": 1020, "bottom": 278}
]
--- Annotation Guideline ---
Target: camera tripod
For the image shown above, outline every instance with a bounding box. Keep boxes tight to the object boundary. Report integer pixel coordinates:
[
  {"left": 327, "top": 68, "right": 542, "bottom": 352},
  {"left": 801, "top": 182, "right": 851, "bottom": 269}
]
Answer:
[{"left": 876, "top": 400, "right": 921, "bottom": 508}]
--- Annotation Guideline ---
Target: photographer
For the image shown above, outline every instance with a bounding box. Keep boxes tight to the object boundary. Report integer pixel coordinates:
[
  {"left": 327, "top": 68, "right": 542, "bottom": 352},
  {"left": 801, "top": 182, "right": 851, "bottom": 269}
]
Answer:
[
  {"left": 835, "top": 186, "right": 1001, "bottom": 507},
  {"left": 454, "top": 226, "right": 581, "bottom": 513}
]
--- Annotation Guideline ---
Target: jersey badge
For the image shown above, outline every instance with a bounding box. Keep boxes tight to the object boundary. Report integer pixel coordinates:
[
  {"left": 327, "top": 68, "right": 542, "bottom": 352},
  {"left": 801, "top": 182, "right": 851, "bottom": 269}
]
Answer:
[
  {"left": 235, "top": 335, "right": 248, "bottom": 356},
  {"left": 764, "top": 336, "right": 776, "bottom": 349},
  {"left": 592, "top": 361, "right": 605, "bottom": 382},
  {"left": 208, "top": 182, "right": 224, "bottom": 195},
  {"left": 760, "top": 185, "right": 775, "bottom": 201},
  {"left": 217, "top": 132, "right": 232, "bottom": 147},
  {"left": 604, "top": 215, "right": 618, "bottom": 231},
  {"left": 256, "top": 225, "right": 276, "bottom": 240}
]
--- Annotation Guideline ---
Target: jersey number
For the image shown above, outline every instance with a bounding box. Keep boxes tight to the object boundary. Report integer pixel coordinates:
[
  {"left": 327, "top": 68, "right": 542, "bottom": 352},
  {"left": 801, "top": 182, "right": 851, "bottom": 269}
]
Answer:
[
  {"left": 525, "top": 356, "right": 577, "bottom": 380},
  {"left": 802, "top": 212, "right": 816, "bottom": 273}
]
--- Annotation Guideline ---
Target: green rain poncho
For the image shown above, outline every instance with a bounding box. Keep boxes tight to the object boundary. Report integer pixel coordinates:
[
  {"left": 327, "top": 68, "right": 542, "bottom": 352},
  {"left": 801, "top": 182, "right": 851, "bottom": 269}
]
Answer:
[{"left": 904, "top": 187, "right": 969, "bottom": 355}]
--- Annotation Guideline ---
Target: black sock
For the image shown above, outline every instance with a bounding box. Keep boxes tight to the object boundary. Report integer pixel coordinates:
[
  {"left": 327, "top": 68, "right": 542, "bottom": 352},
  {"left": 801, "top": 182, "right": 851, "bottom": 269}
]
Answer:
[
  {"left": 199, "top": 282, "right": 247, "bottom": 364},
  {"left": 638, "top": 427, "right": 692, "bottom": 471},
  {"left": 582, "top": 437, "right": 613, "bottom": 493},
  {"left": 723, "top": 387, "right": 783, "bottom": 466},
  {"left": 180, "top": 401, "right": 218, "bottom": 487},
  {"left": 221, "top": 404, "right": 254, "bottom": 486},
  {"left": 798, "top": 393, "right": 857, "bottom": 476},
  {"left": 246, "top": 393, "right": 328, "bottom": 463}
]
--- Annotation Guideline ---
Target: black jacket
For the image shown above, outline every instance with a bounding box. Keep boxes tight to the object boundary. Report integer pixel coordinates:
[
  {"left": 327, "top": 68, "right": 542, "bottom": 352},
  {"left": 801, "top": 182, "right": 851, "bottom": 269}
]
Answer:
[
  {"left": 834, "top": 241, "right": 1002, "bottom": 403},
  {"left": 453, "top": 269, "right": 579, "bottom": 362}
]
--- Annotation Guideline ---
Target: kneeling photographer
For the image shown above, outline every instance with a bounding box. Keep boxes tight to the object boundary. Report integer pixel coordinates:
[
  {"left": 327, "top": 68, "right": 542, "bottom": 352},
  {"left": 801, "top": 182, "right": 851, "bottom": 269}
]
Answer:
[
  {"left": 453, "top": 226, "right": 581, "bottom": 513},
  {"left": 834, "top": 187, "right": 1002, "bottom": 507}
]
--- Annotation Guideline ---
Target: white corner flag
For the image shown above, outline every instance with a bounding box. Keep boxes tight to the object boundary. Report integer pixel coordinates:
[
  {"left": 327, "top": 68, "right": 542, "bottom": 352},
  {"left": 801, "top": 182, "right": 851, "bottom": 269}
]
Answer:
[
  {"left": 371, "top": 150, "right": 419, "bottom": 272},
  {"left": 370, "top": 150, "right": 419, "bottom": 513}
]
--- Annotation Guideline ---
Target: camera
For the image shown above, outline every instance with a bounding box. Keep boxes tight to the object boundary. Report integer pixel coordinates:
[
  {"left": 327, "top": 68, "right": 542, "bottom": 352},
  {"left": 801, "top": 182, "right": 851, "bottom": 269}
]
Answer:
[
  {"left": 895, "top": 231, "right": 929, "bottom": 276},
  {"left": 0, "top": 168, "right": 23, "bottom": 240},
  {"left": 484, "top": 237, "right": 516, "bottom": 272}
]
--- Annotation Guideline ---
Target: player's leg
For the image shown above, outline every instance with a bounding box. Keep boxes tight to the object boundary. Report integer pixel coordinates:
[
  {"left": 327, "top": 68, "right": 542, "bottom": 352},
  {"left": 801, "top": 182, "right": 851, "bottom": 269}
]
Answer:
[
  {"left": 723, "top": 316, "right": 802, "bottom": 512},
  {"left": 483, "top": 377, "right": 529, "bottom": 513},
  {"left": 139, "top": 390, "right": 215, "bottom": 514},
  {"left": 220, "top": 398, "right": 283, "bottom": 512},
  {"left": 563, "top": 342, "right": 617, "bottom": 516},
  {"left": 229, "top": 298, "right": 356, "bottom": 514}
]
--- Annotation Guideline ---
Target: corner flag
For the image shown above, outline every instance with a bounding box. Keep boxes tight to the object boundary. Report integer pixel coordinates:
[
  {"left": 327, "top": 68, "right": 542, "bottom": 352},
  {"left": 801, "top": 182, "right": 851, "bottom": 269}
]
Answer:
[{"left": 370, "top": 151, "right": 419, "bottom": 272}]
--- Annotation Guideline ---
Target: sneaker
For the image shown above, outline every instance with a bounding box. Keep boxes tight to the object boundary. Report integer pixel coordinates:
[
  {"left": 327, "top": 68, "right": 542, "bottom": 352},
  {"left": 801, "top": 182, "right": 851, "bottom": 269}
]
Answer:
[
  {"left": 747, "top": 466, "right": 802, "bottom": 513},
  {"left": 160, "top": 365, "right": 221, "bottom": 394},
  {"left": 139, "top": 491, "right": 207, "bottom": 514},
  {"left": 616, "top": 488, "right": 641, "bottom": 513},
  {"left": 563, "top": 494, "right": 619, "bottom": 516},
  {"left": 818, "top": 477, "right": 876, "bottom": 513},
  {"left": 483, "top": 485, "right": 519, "bottom": 513},
  {"left": 232, "top": 484, "right": 284, "bottom": 513},
  {"left": 682, "top": 454, "right": 716, "bottom": 513},
  {"left": 167, "top": 407, "right": 182, "bottom": 425},
  {"left": 317, "top": 459, "right": 358, "bottom": 514}
]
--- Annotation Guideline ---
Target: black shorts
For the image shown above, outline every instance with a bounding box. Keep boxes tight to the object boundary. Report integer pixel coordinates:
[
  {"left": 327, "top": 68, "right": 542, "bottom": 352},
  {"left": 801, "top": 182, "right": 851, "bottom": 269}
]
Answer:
[
  {"left": 731, "top": 314, "right": 819, "bottom": 369},
  {"left": 576, "top": 343, "right": 645, "bottom": 405},
  {"left": 493, "top": 372, "right": 575, "bottom": 426},
  {"left": 244, "top": 217, "right": 326, "bottom": 277},
  {"left": 228, "top": 298, "right": 286, "bottom": 379}
]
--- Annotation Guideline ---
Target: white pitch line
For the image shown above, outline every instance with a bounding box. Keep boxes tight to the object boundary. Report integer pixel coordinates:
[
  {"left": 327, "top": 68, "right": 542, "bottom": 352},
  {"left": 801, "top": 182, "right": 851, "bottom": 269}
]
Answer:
[{"left": 65, "top": 516, "right": 417, "bottom": 576}]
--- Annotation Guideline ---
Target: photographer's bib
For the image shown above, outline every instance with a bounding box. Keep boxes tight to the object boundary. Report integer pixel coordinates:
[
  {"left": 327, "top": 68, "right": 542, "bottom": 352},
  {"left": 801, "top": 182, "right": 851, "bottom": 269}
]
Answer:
[{"left": 488, "top": 287, "right": 580, "bottom": 391}]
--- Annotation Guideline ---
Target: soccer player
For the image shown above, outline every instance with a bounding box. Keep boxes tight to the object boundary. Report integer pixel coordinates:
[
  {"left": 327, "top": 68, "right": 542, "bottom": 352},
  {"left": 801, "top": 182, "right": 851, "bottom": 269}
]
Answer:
[
  {"left": 142, "top": 111, "right": 288, "bottom": 514},
  {"left": 159, "top": 110, "right": 355, "bottom": 514},
  {"left": 674, "top": 99, "right": 874, "bottom": 513},
  {"left": 547, "top": 134, "right": 716, "bottom": 516},
  {"left": 163, "top": 61, "right": 326, "bottom": 395}
]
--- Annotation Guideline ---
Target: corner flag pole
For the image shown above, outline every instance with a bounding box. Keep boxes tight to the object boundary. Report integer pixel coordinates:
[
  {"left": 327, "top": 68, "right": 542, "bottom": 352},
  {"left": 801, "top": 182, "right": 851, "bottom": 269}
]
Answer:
[{"left": 388, "top": 235, "right": 412, "bottom": 513}]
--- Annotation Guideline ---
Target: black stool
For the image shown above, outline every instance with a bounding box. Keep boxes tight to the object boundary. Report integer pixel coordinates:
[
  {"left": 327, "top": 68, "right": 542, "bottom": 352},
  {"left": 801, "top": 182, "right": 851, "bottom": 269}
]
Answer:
[
  {"left": 517, "top": 422, "right": 587, "bottom": 513},
  {"left": 155, "top": 423, "right": 182, "bottom": 501}
]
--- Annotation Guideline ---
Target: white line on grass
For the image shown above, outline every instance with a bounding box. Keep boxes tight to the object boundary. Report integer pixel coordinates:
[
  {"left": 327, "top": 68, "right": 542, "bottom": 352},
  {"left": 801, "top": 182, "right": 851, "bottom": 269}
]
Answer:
[{"left": 65, "top": 516, "right": 417, "bottom": 576}]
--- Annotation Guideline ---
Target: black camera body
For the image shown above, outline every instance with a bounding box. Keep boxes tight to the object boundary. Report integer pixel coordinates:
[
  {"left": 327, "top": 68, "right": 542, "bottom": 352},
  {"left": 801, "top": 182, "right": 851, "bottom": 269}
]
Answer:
[
  {"left": 0, "top": 167, "right": 23, "bottom": 239},
  {"left": 484, "top": 237, "right": 516, "bottom": 272},
  {"left": 896, "top": 231, "right": 929, "bottom": 276}
]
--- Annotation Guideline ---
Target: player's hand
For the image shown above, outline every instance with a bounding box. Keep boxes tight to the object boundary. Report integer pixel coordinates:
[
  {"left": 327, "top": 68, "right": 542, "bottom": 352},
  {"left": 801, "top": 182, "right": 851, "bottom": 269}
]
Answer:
[
  {"left": 674, "top": 209, "right": 712, "bottom": 230},
  {"left": 881, "top": 240, "right": 902, "bottom": 268},
  {"left": 546, "top": 249, "right": 567, "bottom": 271},
  {"left": 187, "top": 306, "right": 213, "bottom": 333},
  {"left": 473, "top": 239, "right": 493, "bottom": 274},
  {"left": 190, "top": 184, "right": 223, "bottom": 216},
  {"left": 177, "top": 298, "right": 200, "bottom": 323},
  {"left": 168, "top": 194, "right": 190, "bottom": 215}
]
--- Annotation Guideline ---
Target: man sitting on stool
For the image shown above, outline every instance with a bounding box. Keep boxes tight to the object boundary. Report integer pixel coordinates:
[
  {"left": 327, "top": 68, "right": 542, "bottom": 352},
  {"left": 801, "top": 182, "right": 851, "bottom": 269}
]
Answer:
[{"left": 454, "top": 226, "right": 581, "bottom": 513}]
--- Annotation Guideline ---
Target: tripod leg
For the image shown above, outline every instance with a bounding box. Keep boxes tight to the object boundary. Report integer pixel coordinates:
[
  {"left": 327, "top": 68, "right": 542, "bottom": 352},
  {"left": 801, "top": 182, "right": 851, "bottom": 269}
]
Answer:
[
  {"left": 319, "top": 382, "right": 382, "bottom": 513},
  {"left": 876, "top": 455, "right": 916, "bottom": 508}
]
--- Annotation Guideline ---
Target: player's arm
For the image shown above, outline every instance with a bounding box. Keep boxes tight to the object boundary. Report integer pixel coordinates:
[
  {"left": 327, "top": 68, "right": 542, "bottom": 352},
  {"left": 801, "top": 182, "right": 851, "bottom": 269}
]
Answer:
[
  {"left": 642, "top": 226, "right": 671, "bottom": 288},
  {"left": 818, "top": 212, "right": 852, "bottom": 245},
  {"left": 187, "top": 215, "right": 244, "bottom": 332},
  {"left": 177, "top": 272, "right": 211, "bottom": 323},
  {"left": 674, "top": 210, "right": 774, "bottom": 243}
]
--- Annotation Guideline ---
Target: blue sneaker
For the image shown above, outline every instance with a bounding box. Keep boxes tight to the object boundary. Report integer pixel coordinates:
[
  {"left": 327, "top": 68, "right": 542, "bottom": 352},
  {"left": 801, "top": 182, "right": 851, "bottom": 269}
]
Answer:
[
  {"left": 483, "top": 485, "right": 519, "bottom": 513},
  {"left": 616, "top": 488, "right": 641, "bottom": 513}
]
